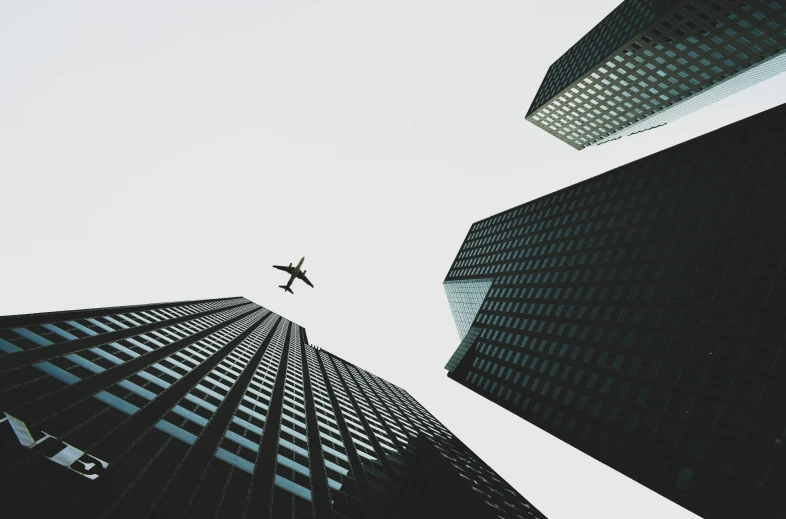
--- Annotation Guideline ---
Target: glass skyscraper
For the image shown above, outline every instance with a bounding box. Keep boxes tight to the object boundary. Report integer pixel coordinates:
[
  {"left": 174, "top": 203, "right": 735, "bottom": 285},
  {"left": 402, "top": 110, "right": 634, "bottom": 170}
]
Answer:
[
  {"left": 526, "top": 0, "right": 786, "bottom": 150},
  {"left": 444, "top": 103, "right": 786, "bottom": 518},
  {"left": 0, "top": 297, "right": 545, "bottom": 519}
]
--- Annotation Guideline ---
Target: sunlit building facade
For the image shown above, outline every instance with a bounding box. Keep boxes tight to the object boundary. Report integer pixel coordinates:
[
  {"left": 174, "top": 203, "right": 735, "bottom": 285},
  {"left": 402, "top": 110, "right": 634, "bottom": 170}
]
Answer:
[
  {"left": 444, "top": 103, "right": 786, "bottom": 518},
  {"left": 526, "top": 0, "right": 786, "bottom": 149},
  {"left": 0, "top": 297, "right": 545, "bottom": 519}
]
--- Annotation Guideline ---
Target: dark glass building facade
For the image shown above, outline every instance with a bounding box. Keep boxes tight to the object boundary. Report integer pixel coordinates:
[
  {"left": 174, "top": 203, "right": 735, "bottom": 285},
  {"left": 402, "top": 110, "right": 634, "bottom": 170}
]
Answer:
[
  {"left": 526, "top": 0, "right": 786, "bottom": 150},
  {"left": 444, "top": 103, "right": 786, "bottom": 518},
  {"left": 0, "top": 297, "right": 545, "bottom": 519}
]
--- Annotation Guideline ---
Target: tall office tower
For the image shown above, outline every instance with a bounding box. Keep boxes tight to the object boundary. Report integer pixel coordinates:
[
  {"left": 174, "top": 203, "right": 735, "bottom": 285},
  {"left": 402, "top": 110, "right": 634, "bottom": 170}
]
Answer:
[
  {"left": 0, "top": 297, "right": 545, "bottom": 519},
  {"left": 443, "top": 103, "right": 786, "bottom": 518},
  {"left": 526, "top": 0, "right": 786, "bottom": 150}
]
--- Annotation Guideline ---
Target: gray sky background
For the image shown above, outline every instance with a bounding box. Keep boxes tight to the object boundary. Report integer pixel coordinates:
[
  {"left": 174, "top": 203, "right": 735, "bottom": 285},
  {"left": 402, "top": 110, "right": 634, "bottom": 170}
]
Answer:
[{"left": 2, "top": 1, "right": 785, "bottom": 517}]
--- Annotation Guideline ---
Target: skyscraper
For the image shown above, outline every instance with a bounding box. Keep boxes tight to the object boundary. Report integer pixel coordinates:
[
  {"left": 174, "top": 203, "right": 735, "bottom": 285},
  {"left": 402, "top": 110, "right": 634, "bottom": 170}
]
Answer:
[
  {"left": 0, "top": 297, "right": 545, "bottom": 519},
  {"left": 443, "top": 103, "right": 786, "bottom": 518},
  {"left": 526, "top": 0, "right": 786, "bottom": 150}
]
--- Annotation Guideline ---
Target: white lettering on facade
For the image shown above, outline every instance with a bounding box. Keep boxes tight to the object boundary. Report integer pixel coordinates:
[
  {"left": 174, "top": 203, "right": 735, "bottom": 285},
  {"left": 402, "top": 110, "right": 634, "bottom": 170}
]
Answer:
[{"left": 1, "top": 413, "right": 108, "bottom": 480}]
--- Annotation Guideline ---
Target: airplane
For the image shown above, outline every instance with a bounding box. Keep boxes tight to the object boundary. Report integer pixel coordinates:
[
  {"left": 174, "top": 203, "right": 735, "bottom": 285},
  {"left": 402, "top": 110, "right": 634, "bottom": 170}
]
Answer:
[{"left": 272, "top": 257, "right": 314, "bottom": 294}]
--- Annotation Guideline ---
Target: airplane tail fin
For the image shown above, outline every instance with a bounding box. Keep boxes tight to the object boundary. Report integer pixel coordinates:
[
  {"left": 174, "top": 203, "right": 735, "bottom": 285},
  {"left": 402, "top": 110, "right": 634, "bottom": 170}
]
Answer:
[{"left": 279, "top": 285, "right": 294, "bottom": 294}]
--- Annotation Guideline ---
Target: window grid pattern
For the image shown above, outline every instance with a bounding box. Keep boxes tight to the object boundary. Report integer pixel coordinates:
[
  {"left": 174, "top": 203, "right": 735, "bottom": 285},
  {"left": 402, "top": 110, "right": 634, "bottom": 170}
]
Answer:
[
  {"left": 0, "top": 299, "right": 547, "bottom": 519},
  {"left": 272, "top": 325, "right": 314, "bottom": 518},
  {"left": 445, "top": 103, "right": 786, "bottom": 518},
  {"left": 527, "top": 0, "right": 786, "bottom": 149},
  {"left": 443, "top": 278, "right": 494, "bottom": 341},
  {"left": 101, "top": 310, "right": 266, "bottom": 436},
  {"left": 209, "top": 312, "right": 281, "bottom": 470},
  {"left": 319, "top": 352, "right": 391, "bottom": 502},
  {"left": 326, "top": 360, "right": 541, "bottom": 519},
  {"left": 528, "top": 0, "right": 662, "bottom": 114},
  {"left": 303, "top": 345, "right": 363, "bottom": 518},
  {"left": 345, "top": 364, "right": 405, "bottom": 474},
  {"left": 0, "top": 304, "right": 255, "bottom": 412},
  {"left": 376, "top": 377, "right": 540, "bottom": 518}
]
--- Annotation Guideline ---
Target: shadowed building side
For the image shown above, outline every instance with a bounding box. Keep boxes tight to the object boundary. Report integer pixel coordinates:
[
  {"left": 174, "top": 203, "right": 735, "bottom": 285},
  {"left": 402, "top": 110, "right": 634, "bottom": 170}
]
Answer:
[{"left": 444, "top": 103, "right": 786, "bottom": 519}]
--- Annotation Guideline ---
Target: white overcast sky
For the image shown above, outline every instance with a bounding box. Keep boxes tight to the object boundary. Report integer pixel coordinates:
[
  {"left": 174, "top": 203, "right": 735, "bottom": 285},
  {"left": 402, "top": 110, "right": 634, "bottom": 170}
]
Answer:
[{"left": 2, "top": 1, "right": 785, "bottom": 517}]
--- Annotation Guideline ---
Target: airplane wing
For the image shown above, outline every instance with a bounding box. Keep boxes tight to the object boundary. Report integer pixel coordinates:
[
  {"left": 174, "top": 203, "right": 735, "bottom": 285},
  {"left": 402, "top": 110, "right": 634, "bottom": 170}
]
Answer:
[
  {"left": 297, "top": 272, "right": 314, "bottom": 288},
  {"left": 273, "top": 265, "right": 295, "bottom": 274}
]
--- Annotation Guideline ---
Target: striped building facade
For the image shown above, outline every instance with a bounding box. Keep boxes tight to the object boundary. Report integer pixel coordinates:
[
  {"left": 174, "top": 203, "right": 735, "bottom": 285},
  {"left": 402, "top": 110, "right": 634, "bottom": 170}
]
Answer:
[{"left": 0, "top": 297, "right": 544, "bottom": 519}]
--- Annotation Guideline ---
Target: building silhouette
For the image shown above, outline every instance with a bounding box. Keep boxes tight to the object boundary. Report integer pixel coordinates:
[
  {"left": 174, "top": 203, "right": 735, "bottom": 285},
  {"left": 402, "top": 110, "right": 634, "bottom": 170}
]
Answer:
[
  {"left": 444, "top": 103, "right": 786, "bottom": 518},
  {"left": 526, "top": 0, "right": 786, "bottom": 150},
  {"left": 0, "top": 297, "right": 545, "bottom": 519}
]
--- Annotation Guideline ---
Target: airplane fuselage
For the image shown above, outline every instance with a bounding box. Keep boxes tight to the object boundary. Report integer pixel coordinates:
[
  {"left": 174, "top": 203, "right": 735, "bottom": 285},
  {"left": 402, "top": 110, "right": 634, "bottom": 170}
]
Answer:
[
  {"left": 284, "top": 257, "right": 305, "bottom": 289},
  {"left": 275, "top": 257, "right": 311, "bottom": 294}
]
